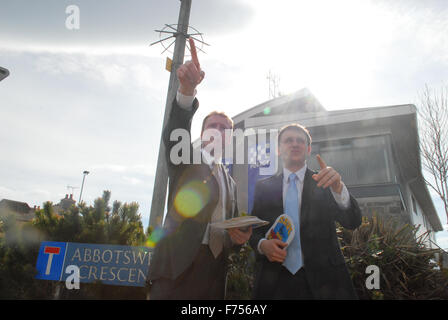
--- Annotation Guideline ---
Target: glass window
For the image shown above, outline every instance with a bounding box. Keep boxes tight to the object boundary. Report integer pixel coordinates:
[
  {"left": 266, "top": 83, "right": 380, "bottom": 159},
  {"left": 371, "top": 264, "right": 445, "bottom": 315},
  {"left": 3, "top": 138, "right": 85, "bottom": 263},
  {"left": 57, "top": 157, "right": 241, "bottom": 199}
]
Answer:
[{"left": 309, "top": 135, "right": 392, "bottom": 185}]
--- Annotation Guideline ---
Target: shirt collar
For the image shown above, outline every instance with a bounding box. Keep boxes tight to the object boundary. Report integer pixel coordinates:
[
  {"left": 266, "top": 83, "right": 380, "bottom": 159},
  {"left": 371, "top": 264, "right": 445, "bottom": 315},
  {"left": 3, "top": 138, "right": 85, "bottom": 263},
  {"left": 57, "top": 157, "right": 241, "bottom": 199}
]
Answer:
[
  {"left": 201, "top": 149, "right": 221, "bottom": 168},
  {"left": 283, "top": 163, "right": 307, "bottom": 184}
]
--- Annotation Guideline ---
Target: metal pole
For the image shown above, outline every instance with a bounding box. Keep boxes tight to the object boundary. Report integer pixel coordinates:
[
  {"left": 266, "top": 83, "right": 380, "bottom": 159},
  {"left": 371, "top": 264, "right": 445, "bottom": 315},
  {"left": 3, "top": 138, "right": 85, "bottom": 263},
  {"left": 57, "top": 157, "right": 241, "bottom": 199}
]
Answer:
[{"left": 149, "top": 0, "right": 192, "bottom": 229}]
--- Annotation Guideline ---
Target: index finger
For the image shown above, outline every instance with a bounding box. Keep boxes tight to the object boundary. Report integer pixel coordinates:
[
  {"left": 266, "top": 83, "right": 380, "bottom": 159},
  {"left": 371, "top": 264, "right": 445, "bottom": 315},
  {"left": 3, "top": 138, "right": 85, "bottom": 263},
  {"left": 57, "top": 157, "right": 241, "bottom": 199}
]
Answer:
[
  {"left": 188, "top": 38, "right": 200, "bottom": 69},
  {"left": 316, "top": 154, "right": 327, "bottom": 170}
]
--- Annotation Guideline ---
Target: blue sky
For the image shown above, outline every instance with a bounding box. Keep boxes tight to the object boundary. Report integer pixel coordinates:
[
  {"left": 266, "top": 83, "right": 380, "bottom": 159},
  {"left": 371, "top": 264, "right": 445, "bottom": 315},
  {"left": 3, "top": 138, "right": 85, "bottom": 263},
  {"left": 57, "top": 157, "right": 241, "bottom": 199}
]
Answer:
[{"left": 1, "top": 0, "right": 447, "bottom": 247}]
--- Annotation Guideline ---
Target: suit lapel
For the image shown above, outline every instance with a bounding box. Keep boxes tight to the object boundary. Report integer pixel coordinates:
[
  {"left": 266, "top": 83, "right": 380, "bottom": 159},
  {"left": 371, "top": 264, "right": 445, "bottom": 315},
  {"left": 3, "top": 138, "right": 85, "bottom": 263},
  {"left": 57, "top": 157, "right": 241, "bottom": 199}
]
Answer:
[
  {"left": 271, "top": 172, "right": 284, "bottom": 214},
  {"left": 300, "top": 168, "right": 315, "bottom": 226}
]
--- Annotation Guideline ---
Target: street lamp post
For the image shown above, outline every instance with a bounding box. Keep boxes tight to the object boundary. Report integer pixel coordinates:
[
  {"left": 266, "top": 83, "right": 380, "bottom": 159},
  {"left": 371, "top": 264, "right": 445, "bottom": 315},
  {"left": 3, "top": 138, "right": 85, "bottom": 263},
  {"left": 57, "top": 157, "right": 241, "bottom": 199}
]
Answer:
[{"left": 78, "top": 170, "right": 90, "bottom": 204}]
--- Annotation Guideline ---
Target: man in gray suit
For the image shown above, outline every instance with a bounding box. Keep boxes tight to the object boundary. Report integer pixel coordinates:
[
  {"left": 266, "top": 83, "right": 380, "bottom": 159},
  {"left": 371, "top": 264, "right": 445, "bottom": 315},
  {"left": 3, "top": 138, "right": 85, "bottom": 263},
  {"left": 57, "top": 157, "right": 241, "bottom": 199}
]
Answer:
[
  {"left": 149, "top": 39, "right": 251, "bottom": 300},
  {"left": 250, "top": 124, "right": 362, "bottom": 299}
]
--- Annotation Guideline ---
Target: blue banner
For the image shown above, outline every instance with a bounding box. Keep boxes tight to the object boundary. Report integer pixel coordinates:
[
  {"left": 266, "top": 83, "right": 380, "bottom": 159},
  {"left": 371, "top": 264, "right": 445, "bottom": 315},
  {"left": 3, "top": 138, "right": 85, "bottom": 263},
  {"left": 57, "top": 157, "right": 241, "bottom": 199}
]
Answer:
[
  {"left": 35, "top": 241, "right": 151, "bottom": 287},
  {"left": 247, "top": 141, "right": 276, "bottom": 213}
]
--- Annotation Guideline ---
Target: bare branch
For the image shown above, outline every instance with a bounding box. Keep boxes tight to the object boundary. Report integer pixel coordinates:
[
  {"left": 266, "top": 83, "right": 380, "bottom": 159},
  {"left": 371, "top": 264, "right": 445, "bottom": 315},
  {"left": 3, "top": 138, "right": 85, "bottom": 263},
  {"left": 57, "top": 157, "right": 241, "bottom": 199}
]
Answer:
[{"left": 417, "top": 84, "right": 448, "bottom": 223}]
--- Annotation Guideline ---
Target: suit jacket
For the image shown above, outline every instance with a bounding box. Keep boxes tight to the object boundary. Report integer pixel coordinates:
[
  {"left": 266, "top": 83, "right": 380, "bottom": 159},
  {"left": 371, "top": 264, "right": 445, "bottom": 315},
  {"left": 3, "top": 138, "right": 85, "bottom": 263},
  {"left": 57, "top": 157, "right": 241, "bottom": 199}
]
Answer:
[
  {"left": 249, "top": 169, "right": 362, "bottom": 299},
  {"left": 148, "top": 98, "right": 239, "bottom": 282}
]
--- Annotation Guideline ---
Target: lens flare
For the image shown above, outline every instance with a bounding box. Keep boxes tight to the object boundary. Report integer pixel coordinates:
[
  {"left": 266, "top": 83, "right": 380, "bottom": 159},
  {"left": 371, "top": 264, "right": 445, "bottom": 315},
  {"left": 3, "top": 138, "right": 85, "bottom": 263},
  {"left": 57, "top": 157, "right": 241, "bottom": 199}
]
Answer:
[
  {"left": 263, "top": 107, "right": 271, "bottom": 115},
  {"left": 174, "top": 180, "right": 210, "bottom": 218},
  {"left": 145, "top": 227, "right": 165, "bottom": 248}
]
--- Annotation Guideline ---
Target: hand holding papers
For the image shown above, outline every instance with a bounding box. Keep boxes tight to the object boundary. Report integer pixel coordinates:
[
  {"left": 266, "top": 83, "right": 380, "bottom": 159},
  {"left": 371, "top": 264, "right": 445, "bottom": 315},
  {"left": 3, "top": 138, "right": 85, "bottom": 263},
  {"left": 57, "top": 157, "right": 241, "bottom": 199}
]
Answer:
[
  {"left": 211, "top": 215, "right": 265, "bottom": 245},
  {"left": 265, "top": 214, "right": 295, "bottom": 247},
  {"left": 211, "top": 215, "right": 269, "bottom": 230}
]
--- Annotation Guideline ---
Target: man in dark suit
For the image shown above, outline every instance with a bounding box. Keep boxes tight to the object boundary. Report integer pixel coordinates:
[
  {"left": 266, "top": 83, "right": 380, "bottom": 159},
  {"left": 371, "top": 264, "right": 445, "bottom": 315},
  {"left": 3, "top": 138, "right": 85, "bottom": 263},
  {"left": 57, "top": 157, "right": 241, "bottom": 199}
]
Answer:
[
  {"left": 149, "top": 39, "right": 252, "bottom": 300},
  {"left": 249, "top": 123, "right": 362, "bottom": 299}
]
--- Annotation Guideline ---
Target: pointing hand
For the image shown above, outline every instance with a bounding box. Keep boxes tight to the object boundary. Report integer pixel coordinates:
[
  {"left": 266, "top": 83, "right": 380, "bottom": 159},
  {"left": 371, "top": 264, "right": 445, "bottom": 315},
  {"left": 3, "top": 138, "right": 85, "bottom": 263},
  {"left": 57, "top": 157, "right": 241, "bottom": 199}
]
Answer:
[
  {"left": 177, "top": 38, "right": 205, "bottom": 96},
  {"left": 312, "top": 154, "right": 343, "bottom": 194}
]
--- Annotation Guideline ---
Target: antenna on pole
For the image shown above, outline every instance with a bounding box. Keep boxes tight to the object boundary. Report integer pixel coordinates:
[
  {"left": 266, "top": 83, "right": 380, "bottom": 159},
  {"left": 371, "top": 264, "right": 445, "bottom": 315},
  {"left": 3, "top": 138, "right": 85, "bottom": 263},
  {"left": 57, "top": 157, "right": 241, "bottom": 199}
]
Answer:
[
  {"left": 150, "top": 24, "right": 209, "bottom": 55},
  {"left": 66, "top": 185, "right": 79, "bottom": 197},
  {"left": 148, "top": 0, "right": 209, "bottom": 229},
  {"left": 267, "top": 70, "right": 280, "bottom": 99}
]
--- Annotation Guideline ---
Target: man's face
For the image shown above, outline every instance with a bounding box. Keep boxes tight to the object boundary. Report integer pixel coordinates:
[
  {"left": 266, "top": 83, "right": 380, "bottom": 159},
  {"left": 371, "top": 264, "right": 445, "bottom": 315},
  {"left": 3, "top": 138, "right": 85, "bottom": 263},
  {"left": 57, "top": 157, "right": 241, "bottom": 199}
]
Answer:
[
  {"left": 278, "top": 128, "right": 311, "bottom": 168},
  {"left": 201, "top": 114, "right": 233, "bottom": 158}
]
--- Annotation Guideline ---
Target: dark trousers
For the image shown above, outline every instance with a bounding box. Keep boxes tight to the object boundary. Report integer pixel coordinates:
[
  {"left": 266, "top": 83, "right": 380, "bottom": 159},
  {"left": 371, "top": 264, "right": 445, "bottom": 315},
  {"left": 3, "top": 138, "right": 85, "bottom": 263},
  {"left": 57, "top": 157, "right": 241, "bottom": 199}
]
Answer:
[
  {"left": 150, "top": 245, "right": 226, "bottom": 300},
  {"left": 271, "top": 267, "right": 313, "bottom": 300}
]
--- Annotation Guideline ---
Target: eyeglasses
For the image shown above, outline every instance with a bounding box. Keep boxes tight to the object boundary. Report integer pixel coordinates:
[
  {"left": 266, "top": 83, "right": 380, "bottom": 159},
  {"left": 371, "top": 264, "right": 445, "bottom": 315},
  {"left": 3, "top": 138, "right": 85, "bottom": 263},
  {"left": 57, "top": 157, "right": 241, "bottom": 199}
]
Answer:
[{"left": 280, "top": 137, "right": 307, "bottom": 145}]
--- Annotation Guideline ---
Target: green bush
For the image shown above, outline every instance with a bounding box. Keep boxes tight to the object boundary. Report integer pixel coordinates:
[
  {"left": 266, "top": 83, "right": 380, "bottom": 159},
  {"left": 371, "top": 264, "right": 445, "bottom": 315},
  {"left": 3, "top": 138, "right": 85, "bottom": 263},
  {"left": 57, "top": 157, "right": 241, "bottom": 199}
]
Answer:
[
  {"left": 226, "top": 243, "right": 256, "bottom": 300},
  {"left": 339, "top": 214, "right": 448, "bottom": 300},
  {"left": 0, "top": 191, "right": 150, "bottom": 299}
]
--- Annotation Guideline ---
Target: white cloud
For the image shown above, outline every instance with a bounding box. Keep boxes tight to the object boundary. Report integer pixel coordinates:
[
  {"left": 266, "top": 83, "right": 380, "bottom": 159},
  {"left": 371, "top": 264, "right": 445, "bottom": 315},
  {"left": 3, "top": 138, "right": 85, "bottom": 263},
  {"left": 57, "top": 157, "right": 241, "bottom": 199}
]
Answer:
[
  {"left": 0, "top": 50, "right": 164, "bottom": 227},
  {"left": 2, "top": 0, "right": 448, "bottom": 231},
  {"left": 91, "top": 164, "right": 128, "bottom": 173},
  {"left": 122, "top": 176, "right": 144, "bottom": 186},
  {"left": 31, "top": 52, "right": 167, "bottom": 94},
  {"left": 0, "top": 186, "right": 16, "bottom": 200}
]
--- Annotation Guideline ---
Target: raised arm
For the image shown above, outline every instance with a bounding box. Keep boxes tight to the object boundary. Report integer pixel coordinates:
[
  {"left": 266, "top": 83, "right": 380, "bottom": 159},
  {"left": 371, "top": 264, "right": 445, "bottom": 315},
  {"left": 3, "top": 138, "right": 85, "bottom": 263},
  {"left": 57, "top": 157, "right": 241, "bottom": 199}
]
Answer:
[{"left": 162, "top": 38, "right": 205, "bottom": 174}]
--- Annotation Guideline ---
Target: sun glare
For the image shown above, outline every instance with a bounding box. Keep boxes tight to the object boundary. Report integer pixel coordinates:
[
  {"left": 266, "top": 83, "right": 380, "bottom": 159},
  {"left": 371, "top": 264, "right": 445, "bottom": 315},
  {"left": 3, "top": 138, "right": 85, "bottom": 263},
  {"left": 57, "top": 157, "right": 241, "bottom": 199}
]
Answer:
[{"left": 236, "top": 0, "right": 399, "bottom": 109}]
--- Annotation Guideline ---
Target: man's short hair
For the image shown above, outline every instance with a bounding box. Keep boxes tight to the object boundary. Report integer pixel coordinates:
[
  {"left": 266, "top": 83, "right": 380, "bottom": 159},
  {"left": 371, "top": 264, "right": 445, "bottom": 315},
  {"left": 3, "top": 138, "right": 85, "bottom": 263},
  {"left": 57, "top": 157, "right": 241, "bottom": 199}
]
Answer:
[
  {"left": 278, "top": 123, "right": 312, "bottom": 146},
  {"left": 201, "top": 111, "right": 234, "bottom": 134}
]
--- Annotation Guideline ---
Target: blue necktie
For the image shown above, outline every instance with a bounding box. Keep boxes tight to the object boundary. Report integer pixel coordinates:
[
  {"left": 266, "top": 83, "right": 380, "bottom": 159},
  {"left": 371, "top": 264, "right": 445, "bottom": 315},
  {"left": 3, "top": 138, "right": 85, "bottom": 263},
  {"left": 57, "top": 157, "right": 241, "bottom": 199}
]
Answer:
[{"left": 283, "top": 173, "right": 303, "bottom": 274}]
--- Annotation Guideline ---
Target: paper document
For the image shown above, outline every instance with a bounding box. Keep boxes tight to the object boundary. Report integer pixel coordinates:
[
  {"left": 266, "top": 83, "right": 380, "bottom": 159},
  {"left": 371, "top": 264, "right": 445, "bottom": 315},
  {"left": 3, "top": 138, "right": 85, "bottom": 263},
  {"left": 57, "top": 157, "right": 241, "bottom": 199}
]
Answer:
[
  {"left": 210, "top": 215, "right": 269, "bottom": 230},
  {"left": 265, "top": 214, "right": 295, "bottom": 246}
]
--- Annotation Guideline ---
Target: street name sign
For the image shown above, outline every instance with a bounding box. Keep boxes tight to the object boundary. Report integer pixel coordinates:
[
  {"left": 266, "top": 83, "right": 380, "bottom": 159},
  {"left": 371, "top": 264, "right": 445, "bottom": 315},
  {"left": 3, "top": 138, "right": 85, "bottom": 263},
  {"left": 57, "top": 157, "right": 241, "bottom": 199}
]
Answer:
[{"left": 35, "top": 241, "right": 151, "bottom": 287}]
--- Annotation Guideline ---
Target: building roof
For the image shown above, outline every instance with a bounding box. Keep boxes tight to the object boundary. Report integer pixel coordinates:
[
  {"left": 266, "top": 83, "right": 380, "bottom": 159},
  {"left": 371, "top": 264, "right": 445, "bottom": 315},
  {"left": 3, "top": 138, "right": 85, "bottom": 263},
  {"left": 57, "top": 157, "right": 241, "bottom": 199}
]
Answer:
[
  {"left": 232, "top": 88, "right": 326, "bottom": 129},
  {"left": 0, "top": 199, "right": 31, "bottom": 214},
  {"left": 0, "top": 199, "right": 35, "bottom": 222}
]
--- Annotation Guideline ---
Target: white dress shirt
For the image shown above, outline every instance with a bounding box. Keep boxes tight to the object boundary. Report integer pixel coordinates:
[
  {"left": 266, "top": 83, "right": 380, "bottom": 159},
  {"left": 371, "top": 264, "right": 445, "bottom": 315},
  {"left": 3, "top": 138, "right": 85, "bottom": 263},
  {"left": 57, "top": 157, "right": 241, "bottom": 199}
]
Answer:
[
  {"left": 201, "top": 150, "right": 227, "bottom": 244},
  {"left": 177, "top": 90, "right": 196, "bottom": 110}
]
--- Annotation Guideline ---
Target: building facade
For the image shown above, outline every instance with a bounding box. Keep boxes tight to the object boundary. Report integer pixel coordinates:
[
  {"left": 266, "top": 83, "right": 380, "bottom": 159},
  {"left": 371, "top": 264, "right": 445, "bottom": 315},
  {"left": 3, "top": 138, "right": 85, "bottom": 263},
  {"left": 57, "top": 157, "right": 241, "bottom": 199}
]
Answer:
[{"left": 224, "top": 88, "right": 442, "bottom": 247}]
